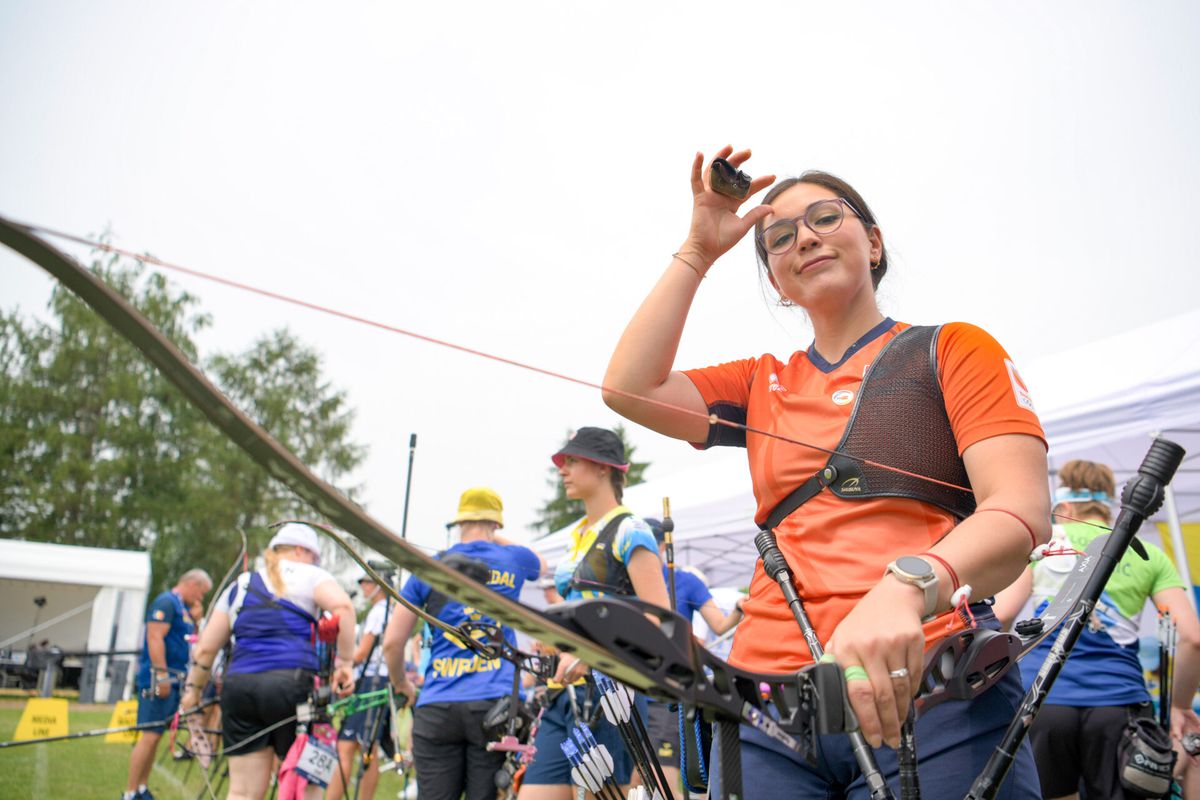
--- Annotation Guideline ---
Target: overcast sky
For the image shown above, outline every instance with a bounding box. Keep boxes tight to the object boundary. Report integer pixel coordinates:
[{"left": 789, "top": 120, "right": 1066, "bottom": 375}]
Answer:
[{"left": 3, "top": 2, "right": 1198, "bottom": 558}]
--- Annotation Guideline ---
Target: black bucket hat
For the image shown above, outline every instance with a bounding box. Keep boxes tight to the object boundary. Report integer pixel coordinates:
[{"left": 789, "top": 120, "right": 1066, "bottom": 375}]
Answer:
[{"left": 551, "top": 427, "right": 630, "bottom": 473}]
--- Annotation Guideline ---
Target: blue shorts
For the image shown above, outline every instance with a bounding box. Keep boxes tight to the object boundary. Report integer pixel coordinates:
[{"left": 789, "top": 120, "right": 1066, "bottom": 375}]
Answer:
[
  {"left": 337, "top": 675, "right": 395, "bottom": 756},
  {"left": 136, "top": 688, "right": 181, "bottom": 734},
  {"left": 523, "top": 684, "right": 648, "bottom": 786},
  {"left": 709, "top": 621, "right": 1042, "bottom": 798}
]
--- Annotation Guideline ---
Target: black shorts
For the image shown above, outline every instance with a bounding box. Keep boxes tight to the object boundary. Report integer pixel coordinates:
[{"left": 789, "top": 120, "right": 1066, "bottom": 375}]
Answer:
[
  {"left": 1030, "top": 701, "right": 1155, "bottom": 799},
  {"left": 645, "top": 700, "right": 679, "bottom": 768},
  {"left": 221, "top": 669, "right": 314, "bottom": 758},
  {"left": 412, "top": 700, "right": 506, "bottom": 800}
]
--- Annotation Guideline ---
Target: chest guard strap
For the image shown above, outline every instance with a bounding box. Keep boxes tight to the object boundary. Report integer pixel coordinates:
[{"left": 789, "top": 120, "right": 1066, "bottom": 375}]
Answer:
[
  {"left": 763, "top": 325, "right": 976, "bottom": 531},
  {"left": 568, "top": 511, "right": 636, "bottom": 597}
]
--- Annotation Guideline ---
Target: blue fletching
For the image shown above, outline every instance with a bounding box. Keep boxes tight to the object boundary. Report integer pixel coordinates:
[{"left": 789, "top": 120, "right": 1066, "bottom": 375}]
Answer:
[
  {"left": 560, "top": 738, "right": 582, "bottom": 764},
  {"left": 578, "top": 723, "right": 601, "bottom": 750}
]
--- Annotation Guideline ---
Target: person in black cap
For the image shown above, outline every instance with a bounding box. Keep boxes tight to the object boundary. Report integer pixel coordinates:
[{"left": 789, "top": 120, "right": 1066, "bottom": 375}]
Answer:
[{"left": 519, "top": 427, "right": 669, "bottom": 800}]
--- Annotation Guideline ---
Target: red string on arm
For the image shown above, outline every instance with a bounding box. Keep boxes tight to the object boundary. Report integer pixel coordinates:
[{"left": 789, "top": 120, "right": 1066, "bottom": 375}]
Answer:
[
  {"left": 974, "top": 507, "right": 1040, "bottom": 551},
  {"left": 919, "top": 552, "right": 960, "bottom": 592},
  {"left": 1039, "top": 545, "right": 1084, "bottom": 557}
]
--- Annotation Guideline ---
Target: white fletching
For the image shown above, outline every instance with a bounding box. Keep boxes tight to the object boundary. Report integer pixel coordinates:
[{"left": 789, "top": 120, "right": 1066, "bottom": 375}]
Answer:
[
  {"left": 570, "top": 765, "right": 603, "bottom": 793},
  {"left": 598, "top": 680, "right": 632, "bottom": 723},
  {"left": 586, "top": 743, "right": 614, "bottom": 775}
]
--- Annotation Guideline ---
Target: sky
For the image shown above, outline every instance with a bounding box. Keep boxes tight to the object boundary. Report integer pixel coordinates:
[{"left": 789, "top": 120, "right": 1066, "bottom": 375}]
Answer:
[{"left": 2, "top": 2, "right": 1199, "bottom": 559}]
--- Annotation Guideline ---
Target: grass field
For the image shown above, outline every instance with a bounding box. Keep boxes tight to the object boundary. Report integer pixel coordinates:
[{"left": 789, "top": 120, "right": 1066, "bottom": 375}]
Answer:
[{"left": 0, "top": 702, "right": 415, "bottom": 799}]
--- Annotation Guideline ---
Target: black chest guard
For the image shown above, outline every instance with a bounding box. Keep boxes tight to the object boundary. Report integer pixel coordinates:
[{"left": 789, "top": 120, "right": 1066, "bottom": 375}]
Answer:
[
  {"left": 763, "top": 325, "right": 976, "bottom": 531},
  {"left": 568, "top": 511, "right": 636, "bottom": 597}
]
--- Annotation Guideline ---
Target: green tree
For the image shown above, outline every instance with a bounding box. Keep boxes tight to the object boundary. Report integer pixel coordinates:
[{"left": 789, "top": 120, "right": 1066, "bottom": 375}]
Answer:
[
  {"left": 0, "top": 249, "right": 366, "bottom": 594},
  {"left": 530, "top": 424, "right": 649, "bottom": 536},
  {"left": 159, "top": 329, "right": 366, "bottom": 588}
]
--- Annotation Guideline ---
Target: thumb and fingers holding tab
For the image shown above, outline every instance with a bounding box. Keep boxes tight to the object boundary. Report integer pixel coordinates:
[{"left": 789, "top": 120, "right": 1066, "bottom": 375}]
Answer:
[
  {"left": 693, "top": 144, "right": 775, "bottom": 201},
  {"left": 684, "top": 146, "right": 776, "bottom": 267}
]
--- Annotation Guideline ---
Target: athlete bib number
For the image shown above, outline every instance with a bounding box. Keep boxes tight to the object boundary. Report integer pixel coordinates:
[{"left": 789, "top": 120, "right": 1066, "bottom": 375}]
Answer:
[{"left": 295, "top": 737, "right": 337, "bottom": 787}]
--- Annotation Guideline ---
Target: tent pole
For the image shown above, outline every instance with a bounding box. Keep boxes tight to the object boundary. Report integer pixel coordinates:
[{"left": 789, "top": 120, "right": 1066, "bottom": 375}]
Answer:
[
  {"left": 0, "top": 599, "right": 95, "bottom": 650},
  {"left": 1164, "top": 484, "right": 1197, "bottom": 613}
]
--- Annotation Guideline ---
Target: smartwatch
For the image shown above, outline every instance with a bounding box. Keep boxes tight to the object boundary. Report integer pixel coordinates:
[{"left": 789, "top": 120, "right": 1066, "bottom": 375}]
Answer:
[{"left": 884, "top": 556, "right": 939, "bottom": 620}]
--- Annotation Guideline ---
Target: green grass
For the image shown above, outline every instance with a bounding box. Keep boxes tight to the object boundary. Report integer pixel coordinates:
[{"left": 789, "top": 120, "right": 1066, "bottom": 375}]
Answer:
[{"left": 0, "top": 704, "right": 415, "bottom": 799}]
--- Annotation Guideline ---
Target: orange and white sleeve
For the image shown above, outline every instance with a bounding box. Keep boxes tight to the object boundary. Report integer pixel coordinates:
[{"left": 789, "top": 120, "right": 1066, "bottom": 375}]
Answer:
[{"left": 937, "top": 322, "right": 1046, "bottom": 453}]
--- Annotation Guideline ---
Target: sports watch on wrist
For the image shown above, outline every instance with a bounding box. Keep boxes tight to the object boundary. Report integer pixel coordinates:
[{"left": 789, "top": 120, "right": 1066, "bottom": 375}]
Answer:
[{"left": 884, "top": 555, "right": 939, "bottom": 620}]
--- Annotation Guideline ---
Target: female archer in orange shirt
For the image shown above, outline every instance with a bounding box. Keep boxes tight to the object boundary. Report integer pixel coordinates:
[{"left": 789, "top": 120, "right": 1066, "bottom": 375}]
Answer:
[{"left": 603, "top": 146, "right": 1050, "bottom": 798}]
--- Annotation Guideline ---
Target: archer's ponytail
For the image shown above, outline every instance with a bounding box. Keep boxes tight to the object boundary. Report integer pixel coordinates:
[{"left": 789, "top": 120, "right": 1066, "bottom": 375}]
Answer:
[{"left": 262, "top": 547, "right": 287, "bottom": 596}]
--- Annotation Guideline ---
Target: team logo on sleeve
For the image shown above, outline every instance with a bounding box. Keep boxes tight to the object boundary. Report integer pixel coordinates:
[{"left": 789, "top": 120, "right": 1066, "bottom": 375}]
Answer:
[
  {"left": 153, "top": 609, "right": 166, "bottom": 621},
  {"left": 1004, "top": 359, "right": 1036, "bottom": 412},
  {"left": 768, "top": 373, "right": 787, "bottom": 393}
]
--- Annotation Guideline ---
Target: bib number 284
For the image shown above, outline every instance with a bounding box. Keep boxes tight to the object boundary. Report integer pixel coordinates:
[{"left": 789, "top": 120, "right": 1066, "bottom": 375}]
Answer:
[{"left": 295, "top": 736, "right": 337, "bottom": 787}]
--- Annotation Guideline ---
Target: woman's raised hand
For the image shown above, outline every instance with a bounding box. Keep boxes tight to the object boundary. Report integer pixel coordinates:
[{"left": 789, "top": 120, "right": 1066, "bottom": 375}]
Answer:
[{"left": 678, "top": 146, "right": 776, "bottom": 272}]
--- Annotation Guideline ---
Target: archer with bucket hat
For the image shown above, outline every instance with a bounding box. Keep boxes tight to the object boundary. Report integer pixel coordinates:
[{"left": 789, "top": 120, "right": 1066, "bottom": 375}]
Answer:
[
  {"left": 383, "top": 488, "right": 542, "bottom": 800},
  {"left": 519, "top": 427, "right": 670, "bottom": 800}
]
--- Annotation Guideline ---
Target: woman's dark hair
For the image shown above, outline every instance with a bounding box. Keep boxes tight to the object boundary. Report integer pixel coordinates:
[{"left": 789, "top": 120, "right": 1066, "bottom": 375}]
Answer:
[
  {"left": 609, "top": 466, "right": 626, "bottom": 503},
  {"left": 753, "top": 170, "right": 889, "bottom": 290}
]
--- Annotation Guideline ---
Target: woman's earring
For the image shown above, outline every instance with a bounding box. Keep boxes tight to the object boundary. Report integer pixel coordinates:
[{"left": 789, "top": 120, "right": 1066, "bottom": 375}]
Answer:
[
  {"left": 778, "top": 296, "right": 794, "bottom": 307},
  {"left": 870, "top": 260, "right": 880, "bottom": 270}
]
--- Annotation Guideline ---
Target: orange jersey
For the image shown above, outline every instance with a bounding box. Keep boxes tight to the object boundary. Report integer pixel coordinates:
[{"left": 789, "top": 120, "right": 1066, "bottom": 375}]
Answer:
[{"left": 682, "top": 319, "right": 1045, "bottom": 673}]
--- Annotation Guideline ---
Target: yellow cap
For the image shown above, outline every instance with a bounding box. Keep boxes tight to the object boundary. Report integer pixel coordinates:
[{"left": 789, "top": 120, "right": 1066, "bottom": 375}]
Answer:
[{"left": 447, "top": 487, "right": 504, "bottom": 528}]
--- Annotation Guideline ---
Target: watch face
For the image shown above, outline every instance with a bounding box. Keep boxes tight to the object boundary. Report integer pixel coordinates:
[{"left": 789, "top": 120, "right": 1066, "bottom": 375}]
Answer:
[{"left": 895, "top": 556, "right": 933, "bottom": 579}]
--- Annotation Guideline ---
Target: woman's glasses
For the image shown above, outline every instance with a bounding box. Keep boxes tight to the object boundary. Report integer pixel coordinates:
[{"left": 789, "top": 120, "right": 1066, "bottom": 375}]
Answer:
[{"left": 758, "top": 198, "right": 864, "bottom": 255}]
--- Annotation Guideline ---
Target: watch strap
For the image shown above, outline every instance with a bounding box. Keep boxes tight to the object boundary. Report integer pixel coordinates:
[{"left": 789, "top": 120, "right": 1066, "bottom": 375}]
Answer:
[{"left": 886, "top": 558, "right": 938, "bottom": 619}]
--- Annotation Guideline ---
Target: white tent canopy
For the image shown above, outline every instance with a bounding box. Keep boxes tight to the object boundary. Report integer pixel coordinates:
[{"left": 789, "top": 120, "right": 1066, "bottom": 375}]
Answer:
[
  {"left": 0, "top": 540, "right": 150, "bottom": 698},
  {"left": 532, "top": 309, "right": 1200, "bottom": 591},
  {"left": 1028, "top": 308, "right": 1200, "bottom": 515}
]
